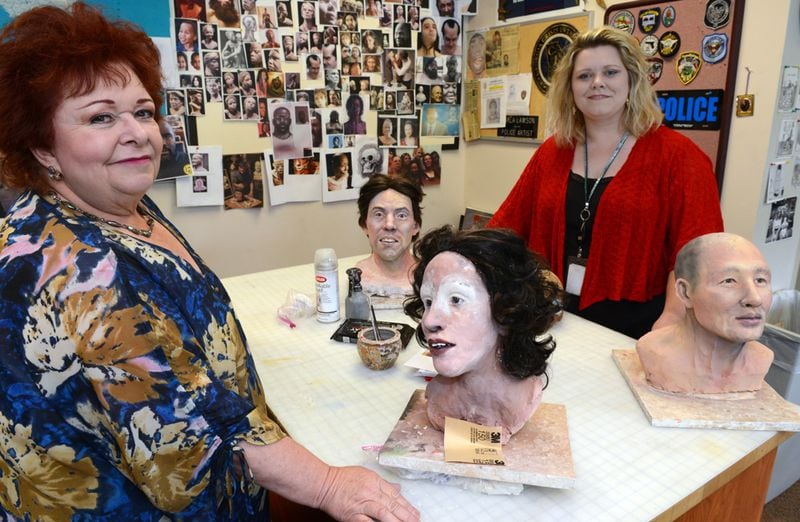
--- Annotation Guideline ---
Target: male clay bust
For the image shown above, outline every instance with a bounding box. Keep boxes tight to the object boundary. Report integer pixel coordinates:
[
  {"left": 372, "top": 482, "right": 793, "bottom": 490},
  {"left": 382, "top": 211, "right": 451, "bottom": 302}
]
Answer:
[
  {"left": 637, "top": 233, "right": 774, "bottom": 394},
  {"left": 405, "top": 226, "right": 563, "bottom": 443},
  {"left": 355, "top": 175, "right": 423, "bottom": 299}
]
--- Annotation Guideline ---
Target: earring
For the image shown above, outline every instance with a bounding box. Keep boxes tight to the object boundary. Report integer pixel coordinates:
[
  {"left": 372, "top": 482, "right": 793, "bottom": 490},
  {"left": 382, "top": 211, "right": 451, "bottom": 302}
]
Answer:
[{"left": 47, "top": 166, "right": 63, "bottom": 181}]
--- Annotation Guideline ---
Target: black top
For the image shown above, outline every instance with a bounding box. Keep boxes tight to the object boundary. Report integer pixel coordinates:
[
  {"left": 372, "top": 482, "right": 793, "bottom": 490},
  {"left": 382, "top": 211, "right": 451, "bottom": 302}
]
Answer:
[{"left": 563, "top": 171, "right": 665, "bottom": 339}]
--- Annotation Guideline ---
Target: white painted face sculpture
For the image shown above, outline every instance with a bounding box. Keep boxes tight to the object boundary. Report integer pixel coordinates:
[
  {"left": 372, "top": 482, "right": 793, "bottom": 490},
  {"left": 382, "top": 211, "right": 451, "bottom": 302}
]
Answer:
[{"left": 420, "top": 252, "right": 500, "bottom": 378}]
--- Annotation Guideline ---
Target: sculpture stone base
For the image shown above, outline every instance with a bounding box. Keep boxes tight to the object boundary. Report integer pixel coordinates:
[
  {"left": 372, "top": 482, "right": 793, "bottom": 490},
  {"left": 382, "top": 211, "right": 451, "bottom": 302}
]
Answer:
[
  {"left": 378, "top": 389, "right": 576, "bottom": 492},
  {"left": 613, "top": 349, "right": 800, "bottom": 431}
]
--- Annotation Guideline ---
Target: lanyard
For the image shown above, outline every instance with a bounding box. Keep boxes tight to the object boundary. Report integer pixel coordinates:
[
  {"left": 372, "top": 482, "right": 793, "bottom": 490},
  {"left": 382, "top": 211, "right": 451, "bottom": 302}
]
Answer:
[{"left": 576, "top": 132, "right": 629, "bottom": 258}]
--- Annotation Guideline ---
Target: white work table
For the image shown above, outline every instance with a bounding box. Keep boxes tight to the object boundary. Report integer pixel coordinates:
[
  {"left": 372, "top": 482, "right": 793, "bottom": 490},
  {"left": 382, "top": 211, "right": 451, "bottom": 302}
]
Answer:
[{"left": 222, "top": 256, "right": 788, "bottom": 521}]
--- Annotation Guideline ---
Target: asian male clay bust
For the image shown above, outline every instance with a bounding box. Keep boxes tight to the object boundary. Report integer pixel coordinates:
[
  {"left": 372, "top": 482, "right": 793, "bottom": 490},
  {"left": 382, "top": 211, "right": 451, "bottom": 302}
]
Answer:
[
  {"left": 404, "top": 226, "right": 563, "bottom": 443},
  {"left": 636, "top": 233, "right": 774, "bottom": 394},
  {"left": 355, "top": 175, "right": 424, "bottom": 299}
]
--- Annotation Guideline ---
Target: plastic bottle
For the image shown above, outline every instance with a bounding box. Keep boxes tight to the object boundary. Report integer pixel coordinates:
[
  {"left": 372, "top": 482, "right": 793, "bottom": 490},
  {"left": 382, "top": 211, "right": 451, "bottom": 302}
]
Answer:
[
  {"left": 314, "top": 248, "right": 340, "bottom": 323},
  {"left": 345, "top": 267, "right": 370, "bottom": 321}
]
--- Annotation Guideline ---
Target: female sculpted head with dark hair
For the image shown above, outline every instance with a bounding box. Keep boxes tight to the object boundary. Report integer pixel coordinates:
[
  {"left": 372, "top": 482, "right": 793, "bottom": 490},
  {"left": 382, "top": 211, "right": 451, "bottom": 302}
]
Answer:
[{"left": 404, "top": 226, "right": 563, "bottom": 443}]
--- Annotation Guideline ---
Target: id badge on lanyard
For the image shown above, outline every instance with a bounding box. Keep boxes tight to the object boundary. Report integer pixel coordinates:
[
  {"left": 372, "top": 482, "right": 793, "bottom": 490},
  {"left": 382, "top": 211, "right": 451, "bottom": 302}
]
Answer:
[
  {"left": 566, "top": 256, "right": 586, "bottom": 296},
  {"left": 567, "top": 132, "right": 629, "bottom": 297}
]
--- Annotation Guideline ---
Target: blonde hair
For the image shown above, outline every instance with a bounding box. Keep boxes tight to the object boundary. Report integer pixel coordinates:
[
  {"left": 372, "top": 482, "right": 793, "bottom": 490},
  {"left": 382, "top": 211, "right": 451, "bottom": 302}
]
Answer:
[{"left": 547, "top": 26, "right": 663, "bottom": 147}]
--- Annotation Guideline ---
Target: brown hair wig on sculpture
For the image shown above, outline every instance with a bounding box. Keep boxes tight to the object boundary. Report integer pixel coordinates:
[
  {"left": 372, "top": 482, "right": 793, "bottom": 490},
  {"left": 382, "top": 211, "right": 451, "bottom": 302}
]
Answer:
[{"left": 404, "top": 226, "right": 564, "bottom": 380}]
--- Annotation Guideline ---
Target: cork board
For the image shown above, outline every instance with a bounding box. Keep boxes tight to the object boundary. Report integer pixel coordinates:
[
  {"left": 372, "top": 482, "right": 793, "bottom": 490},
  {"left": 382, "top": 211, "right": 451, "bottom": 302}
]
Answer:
[
  {"left": 465, "top": 12, "right": 592, "bottom": 142},
  {"left": 605, "top": 0, "right": 747, "bottom": 190}
]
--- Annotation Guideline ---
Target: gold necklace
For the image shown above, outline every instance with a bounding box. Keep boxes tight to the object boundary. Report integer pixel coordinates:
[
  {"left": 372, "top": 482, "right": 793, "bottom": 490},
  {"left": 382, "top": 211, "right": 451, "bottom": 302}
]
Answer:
[{"left": 48, "top": 191, "right": 155, "bottom": 238}]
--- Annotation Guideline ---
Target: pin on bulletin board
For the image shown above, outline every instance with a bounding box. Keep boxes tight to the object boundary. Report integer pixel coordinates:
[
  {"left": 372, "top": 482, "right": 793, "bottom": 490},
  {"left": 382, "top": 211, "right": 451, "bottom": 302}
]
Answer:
[{"left": 736, "top": 67, "right": 755, "bottom": 117}]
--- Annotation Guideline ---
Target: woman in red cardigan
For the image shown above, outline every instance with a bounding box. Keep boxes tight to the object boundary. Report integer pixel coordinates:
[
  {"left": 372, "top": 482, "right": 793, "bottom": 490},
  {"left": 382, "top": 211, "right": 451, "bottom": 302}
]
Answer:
[{"left": 489, "top": 27, "right": 723, "bottom": 339}]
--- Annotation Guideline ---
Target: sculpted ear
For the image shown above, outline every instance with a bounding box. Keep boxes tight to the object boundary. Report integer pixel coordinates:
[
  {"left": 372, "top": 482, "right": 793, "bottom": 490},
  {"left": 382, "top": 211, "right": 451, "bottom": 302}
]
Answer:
[{"left": 675, "top": 277, "right": 693, "bottom": 308}]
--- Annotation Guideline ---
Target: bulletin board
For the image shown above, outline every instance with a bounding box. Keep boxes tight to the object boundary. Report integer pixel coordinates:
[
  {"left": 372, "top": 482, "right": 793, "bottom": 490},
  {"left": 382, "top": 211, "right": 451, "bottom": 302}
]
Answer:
[
  {"left": 466, "top": 11, "right": 592, "bottom": 142},
  {"left": 605, "top": 0, "right": 747, "bottom": 191}
]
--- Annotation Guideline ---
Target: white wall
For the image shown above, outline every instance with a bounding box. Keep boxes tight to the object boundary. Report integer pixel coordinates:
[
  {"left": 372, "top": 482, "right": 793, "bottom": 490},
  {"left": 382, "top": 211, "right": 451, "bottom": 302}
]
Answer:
[
  {"left": 739, "top": 0, "right": 800, "bottom": 290},
  {"left": 464, "top": 0, "right": 800, "bottom": 291}
]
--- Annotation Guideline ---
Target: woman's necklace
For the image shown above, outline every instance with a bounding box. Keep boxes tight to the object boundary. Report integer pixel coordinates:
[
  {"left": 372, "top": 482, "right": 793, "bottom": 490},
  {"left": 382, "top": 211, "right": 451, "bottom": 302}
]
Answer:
[{"left": 48, "top": 191, "right": 155, "bottom": 238}]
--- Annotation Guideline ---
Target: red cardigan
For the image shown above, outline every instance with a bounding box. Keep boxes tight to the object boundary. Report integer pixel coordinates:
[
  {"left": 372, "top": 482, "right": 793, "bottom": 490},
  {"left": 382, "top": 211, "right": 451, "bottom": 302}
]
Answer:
[{"left": 489, "top": 126, "right": 724, "bottom": 310}]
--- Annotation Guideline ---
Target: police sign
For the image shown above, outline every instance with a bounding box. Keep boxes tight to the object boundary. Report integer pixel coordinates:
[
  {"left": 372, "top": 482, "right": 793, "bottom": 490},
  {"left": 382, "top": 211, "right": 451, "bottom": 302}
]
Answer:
[{"left": 657, "top": 89, "right": 723, "bottom": 130}]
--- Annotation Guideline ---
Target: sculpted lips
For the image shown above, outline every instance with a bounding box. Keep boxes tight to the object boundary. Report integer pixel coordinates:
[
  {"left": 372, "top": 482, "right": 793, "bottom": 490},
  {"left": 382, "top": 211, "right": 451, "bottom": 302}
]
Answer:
[
  {"left": 427, "top": 338, "right": 454, "bottom": 354},
  {"left": 736, "top": 314, "right": 763, "bottom": 327}
]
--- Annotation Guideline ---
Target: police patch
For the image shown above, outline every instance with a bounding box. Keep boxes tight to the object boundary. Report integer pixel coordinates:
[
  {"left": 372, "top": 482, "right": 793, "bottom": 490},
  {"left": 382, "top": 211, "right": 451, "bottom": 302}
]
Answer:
[
  {"left": 705, "top": 0, "right": 730, "bottom": 30},
  {"left": 611, "top": 10, "right": 635, "bottom": 34},
  {"left": 658, "top": 31, "right": 681, "bottom": 58},
  {"left": 677, "top": 52, "right": 702, "bottom": 85},
  {"left": 638, "top": 8, "right": 661, "bottom": 34},
  {"left": 702, "top": 33, "right": 728, "bottom": 63},
  {"left": 647, "top": 58, "right": 664, "bottom": 85},
  {"left": 640, "top": 35, "right": 659, "bottom": 57},
  {"left": 531, "top": 23, "right": 579, "bottom": 95},
  {"left": 662, "top": 6, "right": 676, "bottom": 28}
]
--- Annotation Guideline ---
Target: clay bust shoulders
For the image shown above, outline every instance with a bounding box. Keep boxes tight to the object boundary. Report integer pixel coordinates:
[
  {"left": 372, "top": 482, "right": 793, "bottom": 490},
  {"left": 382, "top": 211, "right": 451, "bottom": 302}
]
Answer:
[
  {"left": 425, "top": 373, "right": 544, "bottom": 444},
  {"left": 637, "top": 326, "right": 774, "bottom": 394},
  {"left": 355, "top": 253, "right": 414, "bottom": 298}
]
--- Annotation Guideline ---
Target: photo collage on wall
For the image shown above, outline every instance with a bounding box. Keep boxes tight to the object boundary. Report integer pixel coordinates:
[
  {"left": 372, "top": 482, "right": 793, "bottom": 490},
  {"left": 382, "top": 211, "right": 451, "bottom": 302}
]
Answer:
[{"left": 165, "top": 0, "right": 476, "bottom": 209}]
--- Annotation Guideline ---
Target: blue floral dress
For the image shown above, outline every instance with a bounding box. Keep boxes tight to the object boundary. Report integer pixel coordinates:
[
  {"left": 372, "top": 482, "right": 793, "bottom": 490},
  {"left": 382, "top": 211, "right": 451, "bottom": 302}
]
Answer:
[{"left": 0, "top": 192, "right": 285, "bottom": 520}]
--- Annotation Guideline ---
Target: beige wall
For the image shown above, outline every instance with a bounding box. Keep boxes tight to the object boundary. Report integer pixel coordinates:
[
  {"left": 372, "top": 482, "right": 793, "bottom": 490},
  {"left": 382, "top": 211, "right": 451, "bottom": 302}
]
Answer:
[
  {"left": 149, "top": 96, "right": 467, "bottom": 279},
  {"left": 464, "top": 0, "right": 800, "bottom": 290}
]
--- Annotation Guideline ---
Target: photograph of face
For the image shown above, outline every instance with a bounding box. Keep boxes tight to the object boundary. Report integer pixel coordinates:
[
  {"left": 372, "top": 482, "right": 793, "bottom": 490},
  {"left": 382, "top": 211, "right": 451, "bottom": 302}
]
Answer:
[
  {"left": 396, "top": 89, "right": 414, "bottom": 115},
  {"left": 378, "top": 116, "right": 397, "bottom": 147},
  {"left": 290, "top": 155, "right": 319, "bottom": 175},
  {"left": 223, "top": 94, "right": 242, "bottom": 120},
  {"left": 439, "top": 18, "right": 461, "bottom": 56},
  {"left": 176, "top": 18, "right": 199, "bottom": 53},
  {"left": 442, "top": 83, "right": 458, "bottom": 105},
  {"left": 326, "top": 151, "right": 352, "bottom": 191},
  {"left": 318, "top": 0, "right": 339, "bottom": 26},
  {"left": 467, "top": 33, "right": 486, "bottom": 78}
]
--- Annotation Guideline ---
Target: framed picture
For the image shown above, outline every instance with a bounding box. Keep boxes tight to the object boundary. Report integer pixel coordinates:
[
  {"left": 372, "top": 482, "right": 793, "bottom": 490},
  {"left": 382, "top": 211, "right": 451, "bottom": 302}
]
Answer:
[{"left": 460, "top": 208, "right": 493, "bottom": 230}]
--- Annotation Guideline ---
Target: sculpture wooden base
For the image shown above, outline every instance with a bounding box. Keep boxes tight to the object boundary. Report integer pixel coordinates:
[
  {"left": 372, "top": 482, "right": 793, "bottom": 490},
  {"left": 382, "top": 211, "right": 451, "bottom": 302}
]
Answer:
[
  {"left": 378, "top": 389, "right": 576, "bottom": 491},
  {"left": 613, "top": 349, "right": 800, "bottom": 431}
]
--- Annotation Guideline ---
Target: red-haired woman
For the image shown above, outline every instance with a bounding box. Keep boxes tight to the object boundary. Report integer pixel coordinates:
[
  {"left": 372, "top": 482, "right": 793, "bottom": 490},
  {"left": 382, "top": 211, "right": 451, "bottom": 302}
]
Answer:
[{"left": 0, "top": 3, "right": 419, "bottom": 521}]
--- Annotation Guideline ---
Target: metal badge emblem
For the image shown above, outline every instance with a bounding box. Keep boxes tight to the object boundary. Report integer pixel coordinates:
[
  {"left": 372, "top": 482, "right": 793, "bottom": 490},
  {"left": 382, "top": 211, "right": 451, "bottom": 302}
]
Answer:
[
  {"left": 647, "top": 58, "right": 664, "bottom": 85},
  {"left": 531, "top": 23, "right": 579, "bottom": 95},
  {"left": 702, "top": 33, "right": 728, "bottom": 63},
  {"left": 638, "top": 8, "right": 661, "bottom": 34},
  {"left": 658, "top": 31, "right": 681, "bottom": 58},
  {"left": 662, "top": 6, "right": 676, "bottom": 28},
  {"left": 676, "top": 52, "right": 702, "bottom": 85},
  {"left": 705, "top": 0, "right": 731, "bottom": 30},
  {"left": 640, "top": 35, "right": 659, "bottom": 57},
  {"left": 611, "top": 10, "right": 635, "bottom": 34}
]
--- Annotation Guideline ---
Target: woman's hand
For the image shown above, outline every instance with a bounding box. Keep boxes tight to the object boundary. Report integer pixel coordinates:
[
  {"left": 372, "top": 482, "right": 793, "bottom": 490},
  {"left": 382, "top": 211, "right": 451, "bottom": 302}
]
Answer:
[
  {"left": 315, "top": 466, "right": 420, "bottom": 522},
  {"left": 241, "top": 438, "right": 419, "bottom": 521}
]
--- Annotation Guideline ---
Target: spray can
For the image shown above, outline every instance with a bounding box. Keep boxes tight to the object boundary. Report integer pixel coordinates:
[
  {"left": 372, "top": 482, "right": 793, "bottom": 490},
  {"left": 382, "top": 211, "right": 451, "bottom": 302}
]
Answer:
[
  {"left": 345, "top": 267, "right": 370, "bottom": 321},
  {"left": 314, "top": 248, "right": 340, "bottom": 323}
]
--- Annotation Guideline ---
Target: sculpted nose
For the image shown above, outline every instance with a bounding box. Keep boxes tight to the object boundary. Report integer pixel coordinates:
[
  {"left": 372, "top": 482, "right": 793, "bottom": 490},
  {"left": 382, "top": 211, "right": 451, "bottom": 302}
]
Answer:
[
  {"left": 421, "top": 306, "right": 442, "bottom": 335},
  {"left": 741, "top": 280, "right": 763, "bottom": 307}
]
